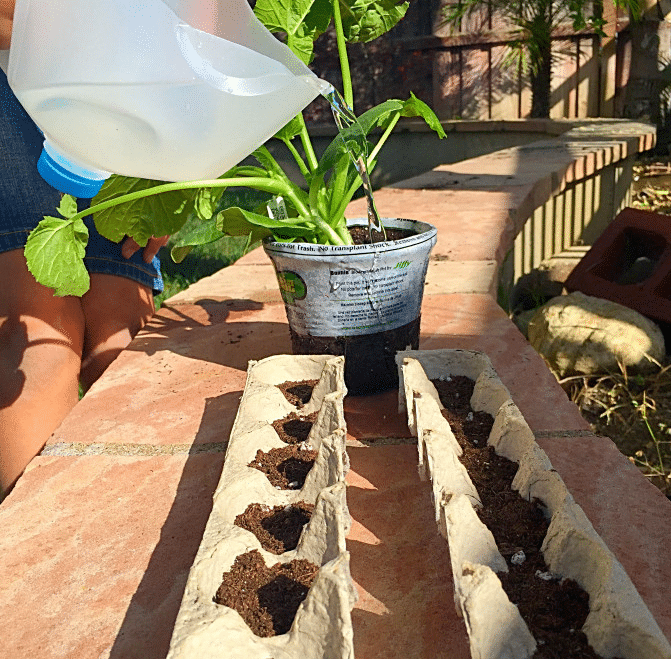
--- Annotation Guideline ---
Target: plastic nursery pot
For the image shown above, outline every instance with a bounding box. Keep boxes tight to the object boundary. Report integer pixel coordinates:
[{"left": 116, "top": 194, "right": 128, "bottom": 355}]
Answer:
[{"left": 263, "top": 218, "right": 437, "bottom": 395}]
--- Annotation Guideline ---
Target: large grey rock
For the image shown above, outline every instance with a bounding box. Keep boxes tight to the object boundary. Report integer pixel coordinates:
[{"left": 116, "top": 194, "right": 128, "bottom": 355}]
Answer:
[{"left": 527, "top": 291, "right": 665, "bottom": 377}]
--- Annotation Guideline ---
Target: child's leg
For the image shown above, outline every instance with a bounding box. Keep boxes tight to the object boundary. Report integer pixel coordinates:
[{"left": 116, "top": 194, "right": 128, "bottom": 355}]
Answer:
[
  {"left": 79, "top": 273, "right": 155, "bottom": 390},
  {"left": 0, "top": 62, "right": 161, "bottom": 497},
  {"left": 0, "top": 249, "right": 84, "bottom": 494}
]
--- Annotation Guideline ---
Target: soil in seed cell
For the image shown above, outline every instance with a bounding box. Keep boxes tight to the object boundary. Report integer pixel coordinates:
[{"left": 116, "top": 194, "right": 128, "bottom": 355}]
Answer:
[
  {"left": 249, "top": 445, "right": 317, "bottom": 490},
  {"left": 272, "top": 411, "right": 318, "bottom": 444},
  {"left": 277, "top": 379, "right": 318, "bottom": 408},
  {"left": 235, "top": 502, "right": 315, "bottom": 554},
  {"left": 214, "top": 549, "right": 319, "bottom": 637}
]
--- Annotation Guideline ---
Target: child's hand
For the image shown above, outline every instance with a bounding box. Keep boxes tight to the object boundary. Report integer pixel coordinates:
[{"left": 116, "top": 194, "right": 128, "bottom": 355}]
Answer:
[{"left": 121, "top": 235, "right": 170, "bottom": 264}]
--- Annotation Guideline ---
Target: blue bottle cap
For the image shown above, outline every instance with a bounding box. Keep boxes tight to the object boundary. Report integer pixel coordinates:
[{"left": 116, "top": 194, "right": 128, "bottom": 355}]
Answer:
[{"left": 37, "top": 145, "right": 108, "bottom": 198}]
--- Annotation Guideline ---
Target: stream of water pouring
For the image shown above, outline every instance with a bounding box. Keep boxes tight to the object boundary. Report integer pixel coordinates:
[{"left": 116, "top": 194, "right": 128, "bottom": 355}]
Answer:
[{"left": 322, "top": 85, "right": 384, "bottom": 239}]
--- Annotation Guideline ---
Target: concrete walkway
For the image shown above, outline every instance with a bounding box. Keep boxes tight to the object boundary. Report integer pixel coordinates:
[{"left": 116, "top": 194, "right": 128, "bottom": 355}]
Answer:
[{"left": 0, "top": 119, "right": 669, "bottom": 659}]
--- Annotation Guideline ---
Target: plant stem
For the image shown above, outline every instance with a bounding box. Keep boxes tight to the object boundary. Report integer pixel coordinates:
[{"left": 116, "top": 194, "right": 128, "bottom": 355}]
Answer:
[
  {"left": 334, "top": 170, "right": 368, "bottom": 222},
  {"left": 282, "top": 138, "right": 310, "bottom": 180},
  {"left": 336, "top": 223, "right": 353, "bottom": 244},
  {"left": 69, "top": 177, "right": 309, "bottom": 226},
  {"left": 313, "top": 216, "right": 345, "bottom": 244},
  {"left": 368, "top": 112, "right": 401, "bottom": 163},
  {"left": 332, "top": 0, "right": 354, "bottom": 109},
  {"left": 298, "top": 114, "right": 319, "bottom": 172},
  {"left": 70, "top": 175, "right": 348, "bottom": 245},
  {"left": 330, "top": 112, "right": 402, "bottom": 222}
]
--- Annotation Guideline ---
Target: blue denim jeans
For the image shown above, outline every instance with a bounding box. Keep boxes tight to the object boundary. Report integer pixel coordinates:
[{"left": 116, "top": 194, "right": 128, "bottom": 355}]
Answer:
[{"left": 0, "top": 69, "right": 163, "bottom": 294}]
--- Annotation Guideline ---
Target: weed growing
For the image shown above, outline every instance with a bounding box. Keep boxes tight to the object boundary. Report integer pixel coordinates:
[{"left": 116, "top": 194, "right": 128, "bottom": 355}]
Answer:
[{"left": 560, "top": 361, "right": 671, "bottom": 497}]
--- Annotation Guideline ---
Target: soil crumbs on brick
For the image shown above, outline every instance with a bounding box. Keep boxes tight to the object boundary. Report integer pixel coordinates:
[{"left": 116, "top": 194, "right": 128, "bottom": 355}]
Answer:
[
  {"left": 433, "top": 375, "right": 620, "bottom": 659},
  {"left": 272, "top": 411, "right": 318, "bottom": 444},
  {"left": 214, "top": 549, "right": 319, "bottom": 637},
  {"left": 249, "top": 445, "right": 317, "bottom": 490},
  {"left": 235, "top": 502, "right": 314, "bottom": 554},
  {"left": 277, "top": 379, "right": 318, "bottom": 408}
]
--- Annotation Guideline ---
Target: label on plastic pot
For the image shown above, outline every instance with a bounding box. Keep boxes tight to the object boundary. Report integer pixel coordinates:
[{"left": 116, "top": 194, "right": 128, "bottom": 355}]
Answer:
[{"left": 264, "top": 219, "right": 437, "bottom": 337}]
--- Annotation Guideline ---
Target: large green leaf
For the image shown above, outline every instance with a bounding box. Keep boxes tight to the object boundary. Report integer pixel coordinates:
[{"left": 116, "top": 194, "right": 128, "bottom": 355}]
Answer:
[
  {"left": 194, "top": 187, "right": 227, "bottom": 221},
  {"left": 355, "top": 99, "right": 405, "bottom": 133},
  {"left": 254, "top": 0, "right": 331, "bottom": 62},
  {"left": 216, "top": 207, "right": 314, "bottom": 242},
  {"left": 170, "top": 218, "right": 225, "bottom": 263},
  {"left": 345, "top": 95, "right": 446, "bottom": 139},
  {"left": 316, "top": 96, "right": 444, "bottom": 187},
  {"left": 315, "top": 116, "right": 378, "bottom": 177},
  {"left": 396, "top": 93, "right": 447, "bottom": 138},
  {"left": 57, "top": 194, "right": 78, "bottom": 219},
  {"left": 315, "top": 110, "right": 394, "bottom": 176},
  {"left": 254, "top": 0, "right": 312, "bottom": 34},
  {"left": 91, "top": 176, "right": 195, "bottom": 246},
  {"left": 286, "top": 30, "right": 318, "bottom": 65},
  {"left": 340, "top": 0, "right": 409, "bottom": 43},
  {"left": 355, "top": 96, "right": 445, "bottom": 135},
  {"left": 25, "top": 216, "right": 90, "bottom": 297}
]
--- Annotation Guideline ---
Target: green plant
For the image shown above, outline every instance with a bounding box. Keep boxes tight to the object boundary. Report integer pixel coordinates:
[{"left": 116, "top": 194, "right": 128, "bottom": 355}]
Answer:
[{"left": 24, "top": 0, "right": 446, "bottom": 297}]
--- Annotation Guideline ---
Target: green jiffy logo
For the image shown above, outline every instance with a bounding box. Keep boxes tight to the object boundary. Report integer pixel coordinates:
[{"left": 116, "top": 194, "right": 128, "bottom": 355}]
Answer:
[
  {"left": 276, "top": 270, "right": 307, "bottom": 304},
  {"left": 395, "top": 260, "right": 411, "bottom": 269}
]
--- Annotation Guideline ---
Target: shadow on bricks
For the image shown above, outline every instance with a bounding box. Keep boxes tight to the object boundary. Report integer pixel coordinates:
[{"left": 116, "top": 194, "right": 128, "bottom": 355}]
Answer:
[
  {"left": 107, "top": 394, "right": 230, "bottom": 659},
  {"left": 128, "top": 298, "right": 293, "bottom": 371}
]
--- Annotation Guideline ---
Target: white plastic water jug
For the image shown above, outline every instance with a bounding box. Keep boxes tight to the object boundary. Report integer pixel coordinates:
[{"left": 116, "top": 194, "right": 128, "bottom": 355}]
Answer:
[{"left": 8, "top": 0, "right": 329, "bottom": 197}]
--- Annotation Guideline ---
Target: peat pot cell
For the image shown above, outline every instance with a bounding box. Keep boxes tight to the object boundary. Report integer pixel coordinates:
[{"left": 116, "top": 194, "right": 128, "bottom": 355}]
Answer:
[
  {"left": 214, "top": 549, "right": 318, "bottom": 637},
  {"left": 249, "top": 445, "right": 317, "bottom": 490},
  {"left": 277, "top": 379, "right": 318, "bottom": 409},
  {"left": 235, "top": 502, "right": 314, "bottom": 554},
  {"left": 432, "top": 376, "right": 611, "bottom": 659},
  {"left": 272, "top": 411, "right": 318, "bottom": 445}
]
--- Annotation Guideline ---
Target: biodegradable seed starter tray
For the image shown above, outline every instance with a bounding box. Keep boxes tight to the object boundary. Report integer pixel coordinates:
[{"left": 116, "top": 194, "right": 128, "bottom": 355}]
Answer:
[
  {"left": 397, "top": 348, "right": 671, "bottom": 659},
  {"left": 168, "top": 355, "right": 356, "bottom": 659}
]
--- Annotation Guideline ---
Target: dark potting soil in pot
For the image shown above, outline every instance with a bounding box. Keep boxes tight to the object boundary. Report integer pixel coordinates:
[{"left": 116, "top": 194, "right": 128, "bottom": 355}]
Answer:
[
  {"left": 272, "top": 411, "right": 318, "bottom": 444},
  {"left": 249, "top": 445, "right": 317, "bottom": 490},
  {"left": 235, "top": 502, "right": 315, "bottom": 554},
  {"left": 290, "top": 226, "right": 421, "bottom": 397},
  {"left": 290, "top": 317, "right": 420, "bottom": 397},
  {"left": 214, "top": 549, "right": 319, "bottom": 637},
  {"left": 432, "top": 376, "right": 622, "bottom": 659},
  {"left": 277, "top": 379, "right": 318, "bottom": 408},
  {"left": 348, "top": 226, "right": 414, "bottom": 244}
]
